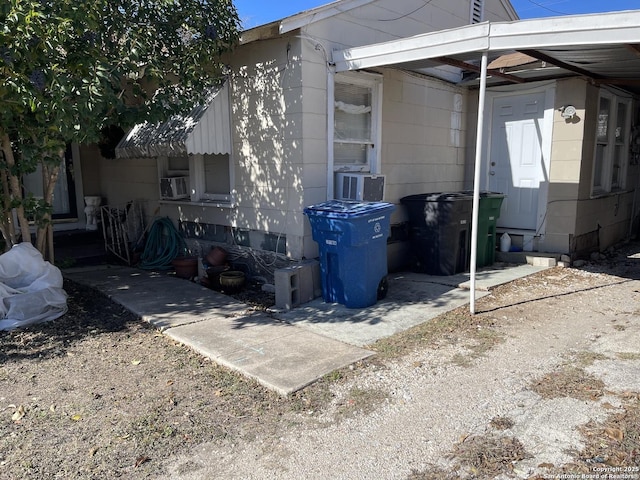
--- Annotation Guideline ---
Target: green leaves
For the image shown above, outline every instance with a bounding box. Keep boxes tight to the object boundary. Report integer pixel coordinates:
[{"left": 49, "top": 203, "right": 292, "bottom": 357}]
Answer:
[
  {"left": 1, "top": 0, "right": 240, "bottom": 148},
  {"left": 0, "top": 0, "right": 240, "bottom": 250}
]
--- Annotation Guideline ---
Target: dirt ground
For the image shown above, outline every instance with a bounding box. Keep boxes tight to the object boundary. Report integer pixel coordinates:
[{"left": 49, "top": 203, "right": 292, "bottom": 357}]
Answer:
[{"left": 1, "top": 243, "right": 639, "bottom": 479}]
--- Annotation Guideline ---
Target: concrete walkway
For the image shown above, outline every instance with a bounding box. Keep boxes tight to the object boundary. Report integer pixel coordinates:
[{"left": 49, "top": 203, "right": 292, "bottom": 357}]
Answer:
[{"left": 63, "top": 263, "right": 547, "bottom": 395}]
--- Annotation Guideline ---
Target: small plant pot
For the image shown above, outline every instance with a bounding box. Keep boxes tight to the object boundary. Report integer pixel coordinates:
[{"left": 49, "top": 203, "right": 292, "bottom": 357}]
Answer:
[
  {"left": 171, "top": 256, "right": 198, "bottom": 279},
  {"left": 206, "top": 265, "right": 230, "bottom": 290},
  {"left": 219, "top": 270, "right": 245, "bottom": 292},
  {"left": 206, "top": 246, "right": 228, "bottom": 266}
]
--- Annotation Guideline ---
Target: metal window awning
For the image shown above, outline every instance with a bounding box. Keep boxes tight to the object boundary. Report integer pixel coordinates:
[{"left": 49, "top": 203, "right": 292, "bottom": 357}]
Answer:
[
  {"left": 332, "top": 9, "right": 640, "bottom": 313},
  {"left": 115, "top": 81, "right": 231, "bottom": 159}
]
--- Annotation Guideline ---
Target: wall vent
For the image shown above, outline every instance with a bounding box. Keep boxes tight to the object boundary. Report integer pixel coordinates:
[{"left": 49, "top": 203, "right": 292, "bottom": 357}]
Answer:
[{"left": 471, "top": 0, "right": 484, "bottom": 23}]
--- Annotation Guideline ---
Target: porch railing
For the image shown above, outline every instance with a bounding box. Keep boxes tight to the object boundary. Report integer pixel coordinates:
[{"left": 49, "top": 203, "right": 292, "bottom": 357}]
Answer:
[{"left": 100, "top": 201, "right": 146, "bottom": 265}]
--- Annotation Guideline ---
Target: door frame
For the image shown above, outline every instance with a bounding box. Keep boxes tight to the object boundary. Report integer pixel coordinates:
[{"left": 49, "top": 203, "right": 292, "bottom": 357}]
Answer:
[{"left": 482, "top": 82, "right": 556, "bottom": 237}]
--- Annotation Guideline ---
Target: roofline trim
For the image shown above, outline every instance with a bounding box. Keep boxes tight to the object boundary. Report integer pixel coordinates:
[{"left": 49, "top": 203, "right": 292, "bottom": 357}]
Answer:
[{"left": 333, "top": 10, "right": 640, "bottom": 72}]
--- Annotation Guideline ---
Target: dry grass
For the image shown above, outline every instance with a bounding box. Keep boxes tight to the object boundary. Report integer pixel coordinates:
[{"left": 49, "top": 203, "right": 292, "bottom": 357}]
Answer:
[
  {"left": 490, "top": 416, "right": 515, "bottom": 431},
  {"left": 0, "top": 281, "right": 341, "bottom": 479},
  {"left": 372, "top": 306, "right": 503, "bottom": 361},
  {"left": 451, "top": 435, "right": 530, "bottom": 477},
  {"left": 531, "top": 393, "right": 640, "bottom": 478},
  {"left": 530, "top": 366, "right": 606, "bottom": 401},
  {"left": 572, "top": 351, "right": 609, "bottom": 367},
  {"left": 335, "top": 387, "right": 388, "bottom": 417},
  {"left": 408, "top": 434, "right": 529, "bottom": 479}
]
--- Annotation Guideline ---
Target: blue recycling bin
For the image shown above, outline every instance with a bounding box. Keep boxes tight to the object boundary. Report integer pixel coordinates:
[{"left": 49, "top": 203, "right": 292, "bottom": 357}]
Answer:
[{"left": 304, "top": 200, "right": 395, "bottom": 308}]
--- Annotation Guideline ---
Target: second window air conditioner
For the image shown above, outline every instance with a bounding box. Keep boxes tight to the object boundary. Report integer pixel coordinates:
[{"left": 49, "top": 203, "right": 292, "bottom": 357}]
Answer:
[
  {"left": 335, "top": 173, "right": 385, "bottom": 202},
  {"left": 160, "top": 176, "right": 190, "bottom": 200}
]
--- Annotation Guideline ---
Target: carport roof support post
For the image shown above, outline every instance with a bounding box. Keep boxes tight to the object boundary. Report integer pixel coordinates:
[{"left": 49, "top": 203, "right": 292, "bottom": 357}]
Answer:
[{"left": 470, "top": 51, "right": 488, "bottom": 315}]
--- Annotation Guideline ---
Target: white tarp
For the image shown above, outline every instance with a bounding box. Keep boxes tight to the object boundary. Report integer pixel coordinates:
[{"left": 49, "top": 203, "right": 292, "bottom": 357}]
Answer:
[{"left": 0, "top": 242, "right": 68, "bottom": 331}]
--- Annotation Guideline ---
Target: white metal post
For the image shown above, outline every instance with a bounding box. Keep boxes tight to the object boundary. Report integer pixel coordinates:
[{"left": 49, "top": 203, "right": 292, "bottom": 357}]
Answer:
[{"left": 470, "top": 51, "right": 488, "bottom": 315}]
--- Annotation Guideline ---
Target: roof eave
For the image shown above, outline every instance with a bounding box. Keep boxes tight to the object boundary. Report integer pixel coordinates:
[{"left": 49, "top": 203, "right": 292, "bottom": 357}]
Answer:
[{"left": 238, "top": 0, "right": 378, "bottom": 44}]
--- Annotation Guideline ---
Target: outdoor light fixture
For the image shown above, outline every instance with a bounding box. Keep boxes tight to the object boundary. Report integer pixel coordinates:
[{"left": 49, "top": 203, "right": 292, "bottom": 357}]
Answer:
[{"left": 560, "top": 105, "right": 577, "bottom": 120}]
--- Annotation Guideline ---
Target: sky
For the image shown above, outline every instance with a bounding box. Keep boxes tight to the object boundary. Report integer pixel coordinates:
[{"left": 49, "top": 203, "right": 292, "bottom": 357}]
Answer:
[{"left": 234, "top": 0, "right": 640, "bottom": 30}]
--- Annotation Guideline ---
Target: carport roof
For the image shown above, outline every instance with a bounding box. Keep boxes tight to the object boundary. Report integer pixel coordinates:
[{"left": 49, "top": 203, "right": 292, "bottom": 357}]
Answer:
[{"left": 332, "top": 9, "right": 640, "bottom": 94}]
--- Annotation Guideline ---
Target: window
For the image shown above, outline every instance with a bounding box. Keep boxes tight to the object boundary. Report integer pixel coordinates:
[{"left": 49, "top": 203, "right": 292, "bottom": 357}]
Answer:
[
  {"left": 592, "top": 90, "right": 631, "bottom": 195},
  {"left": 333, "top": 73, "right": 381, "bottom": 173},
  {"left": 159, "top": 153, "right": 233, "bottom": 204},
  {"left": 197, "top": 154, "right": 232, "bottom": 202}
]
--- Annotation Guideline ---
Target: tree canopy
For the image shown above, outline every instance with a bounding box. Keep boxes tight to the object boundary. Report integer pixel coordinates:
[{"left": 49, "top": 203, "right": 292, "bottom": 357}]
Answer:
[{"left": 0, "top": 0, "right": 241, "bottom": 256}]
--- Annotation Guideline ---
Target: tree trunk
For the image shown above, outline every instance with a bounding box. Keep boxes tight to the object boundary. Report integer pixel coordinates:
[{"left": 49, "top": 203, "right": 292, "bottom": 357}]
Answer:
[
  {"left": 35, "top": 152, "right": 62, "bottom": 261},
  {"left": 0, "top": 131, "right": 31, "bottom": 245},
  {"left": 0, "top": 167, "right": 17, "bottom": 250}
]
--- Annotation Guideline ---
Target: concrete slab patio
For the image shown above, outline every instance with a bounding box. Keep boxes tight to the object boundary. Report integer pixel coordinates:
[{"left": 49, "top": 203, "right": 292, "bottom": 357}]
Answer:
[{"left": 63, "top": 262, "right": 547, "bottom": 395}]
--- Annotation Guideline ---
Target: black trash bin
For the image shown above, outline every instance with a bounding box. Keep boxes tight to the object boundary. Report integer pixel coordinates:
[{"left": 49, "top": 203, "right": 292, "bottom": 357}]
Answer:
[{"left": 400, "top": 193, "right": 473, "bottom": 276}]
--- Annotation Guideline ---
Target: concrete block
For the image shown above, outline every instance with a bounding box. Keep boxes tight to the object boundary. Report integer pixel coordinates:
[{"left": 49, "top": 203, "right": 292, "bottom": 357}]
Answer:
[
  {"left": 301, "top": 259, "right": 322, "bottom": 298},
  {"left": 296, "top": 266, "right": 315, "bottom": 306},
  {"left": 275, "top": 268, "right": 300, "bottom": 310},
  {"left": 531, "top": 257, "right": 557, "bottom": 267},
  {"left": 557, "top": 261, "right": 570, "bottom": 268},
  {"left": 275, "top": 261, "right": 321, "bottom": 310}
]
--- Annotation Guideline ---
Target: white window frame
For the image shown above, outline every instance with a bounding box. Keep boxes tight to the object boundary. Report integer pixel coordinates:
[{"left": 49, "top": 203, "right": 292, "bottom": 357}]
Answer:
[
  {"left": 591, "top": 88, "right": 631, "bottom": 196},
  {"left": 330, "top": 71, "right": 382, "bottom": 175},
  {"left": 190, "top": 153, "right": 233, "bottom": 203}
]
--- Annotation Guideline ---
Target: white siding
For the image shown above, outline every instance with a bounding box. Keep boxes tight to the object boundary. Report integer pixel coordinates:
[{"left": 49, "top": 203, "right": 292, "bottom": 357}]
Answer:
[
  {"left": 302, "top": 0, "right": 515, "bottom": 53},
  {"left": 380, "top": 69, "right": 468, "bottom": 222}
]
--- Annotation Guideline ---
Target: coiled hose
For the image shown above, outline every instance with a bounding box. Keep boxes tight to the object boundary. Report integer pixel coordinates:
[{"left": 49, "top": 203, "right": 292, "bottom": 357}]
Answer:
[{"left": 139, "top": 217, "right": 187, "bottom": 270}]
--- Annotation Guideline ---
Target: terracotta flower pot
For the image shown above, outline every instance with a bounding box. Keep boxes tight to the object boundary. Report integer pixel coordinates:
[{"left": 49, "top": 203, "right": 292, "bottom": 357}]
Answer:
[
  {"left": 206, "top": 246, "right": 228, "bottom": 266},
  {"left": 171, "top": 256, "right": 198, "bottom": 279}
]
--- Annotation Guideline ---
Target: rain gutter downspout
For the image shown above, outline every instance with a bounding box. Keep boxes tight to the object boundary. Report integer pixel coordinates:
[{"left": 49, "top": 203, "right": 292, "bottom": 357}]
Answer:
[{"left": 470, "top": 51, "right": 488, "bottom": 315}]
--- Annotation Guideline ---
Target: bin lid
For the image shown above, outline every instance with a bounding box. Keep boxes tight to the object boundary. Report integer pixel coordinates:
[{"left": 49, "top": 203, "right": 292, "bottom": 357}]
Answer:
[
  {"left": 459, "top": 190, "right": 506, "bottom": 198},
  {"left": 400, "top": 192, "right": 472, "bottom": 203},
  {"left": 304, "top": 200, "right": 395, "bottom": 218}
]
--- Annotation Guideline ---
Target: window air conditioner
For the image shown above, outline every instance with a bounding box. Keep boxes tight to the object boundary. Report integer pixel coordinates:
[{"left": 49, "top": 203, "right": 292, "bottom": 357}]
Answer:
[
  {"left": 335, "top": 173, "right": 385, "bottom": 202},
  {"left": 160, "top": 176, "right": 190, "bottom": 200}
]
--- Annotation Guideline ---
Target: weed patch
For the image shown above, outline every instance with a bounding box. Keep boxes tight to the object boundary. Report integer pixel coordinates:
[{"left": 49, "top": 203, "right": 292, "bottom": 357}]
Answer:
[{"left": 530, "top": 366, "right": 606, "bottom": 401}]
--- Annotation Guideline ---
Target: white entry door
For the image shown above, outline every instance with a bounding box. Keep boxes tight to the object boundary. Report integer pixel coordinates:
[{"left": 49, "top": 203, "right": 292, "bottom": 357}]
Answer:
[{"left": 488, "top": 93, "right": 546, "bottom": 230}]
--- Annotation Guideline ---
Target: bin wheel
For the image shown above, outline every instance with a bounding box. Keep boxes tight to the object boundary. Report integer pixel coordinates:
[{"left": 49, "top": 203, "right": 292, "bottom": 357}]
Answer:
[{"left": 377, "top": 277, "right": 389, "bottom": 300}]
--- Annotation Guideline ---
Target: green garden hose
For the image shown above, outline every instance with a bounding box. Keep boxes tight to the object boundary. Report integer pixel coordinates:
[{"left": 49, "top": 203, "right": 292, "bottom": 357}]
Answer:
[{"left": 139, "top": 217, "right": 187, "bottom": 270}]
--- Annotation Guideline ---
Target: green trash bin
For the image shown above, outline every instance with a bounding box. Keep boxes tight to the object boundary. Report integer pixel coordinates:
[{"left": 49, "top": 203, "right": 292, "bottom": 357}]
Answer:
[{"left": 474, "top": 192, "right": 505, "bottom": 268}]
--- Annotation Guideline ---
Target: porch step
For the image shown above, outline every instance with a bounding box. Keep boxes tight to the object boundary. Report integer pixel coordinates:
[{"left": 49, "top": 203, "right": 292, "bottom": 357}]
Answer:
[
  {"left": 496, "top": 250, "right": 560, "bottom": 266},
  {"left": 54, "top": 229, "right": 106, "bottom": 267}
]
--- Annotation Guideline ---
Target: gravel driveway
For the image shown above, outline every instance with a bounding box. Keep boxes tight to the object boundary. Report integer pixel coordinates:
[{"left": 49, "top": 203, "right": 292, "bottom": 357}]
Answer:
[
  {"left": 2, "top": 243, "right": 639, "bottom": 479},
  {"left": 162, "top": 244, "right": 640, "bottom": 480}
]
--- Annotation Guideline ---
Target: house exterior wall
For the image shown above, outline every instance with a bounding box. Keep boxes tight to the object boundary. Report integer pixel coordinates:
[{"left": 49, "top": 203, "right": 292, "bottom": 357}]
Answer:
[
  {"left": 542, "top": 77, "right": 588, "bottom": 253},
  {"left": 572, "top": 82, "right": 640, "bottom": 256},
  {"left": 76, "top": 0, "right": 515, "bottom": 266},
  {"left": 465, "top": 77, "right": 639, "bottom": 257},
  {"left": 302, "top": 0, "right": 515, "bottom": 51},
  {"left": 381, "top": 69, "right": 467, "bottom": 218},
  {"left": 96, "top": 153, "right": 158, "bottom": 211}
]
